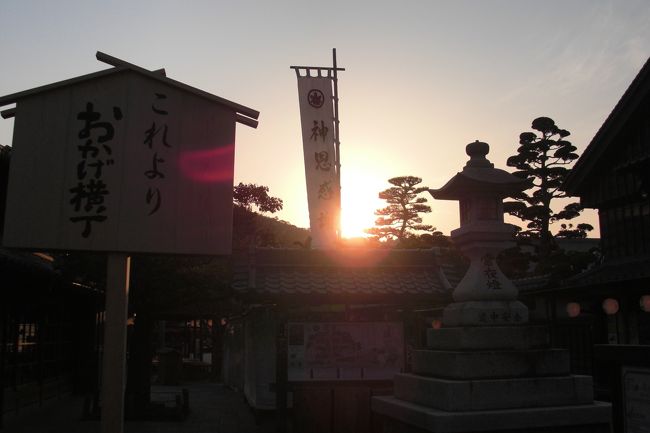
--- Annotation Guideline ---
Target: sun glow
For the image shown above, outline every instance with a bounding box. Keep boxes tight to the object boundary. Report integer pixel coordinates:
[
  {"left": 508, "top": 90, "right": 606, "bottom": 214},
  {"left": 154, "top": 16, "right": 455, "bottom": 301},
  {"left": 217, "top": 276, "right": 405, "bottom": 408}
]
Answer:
[{"left": 340, "top": 170, "right": 385, "bottom": 239}]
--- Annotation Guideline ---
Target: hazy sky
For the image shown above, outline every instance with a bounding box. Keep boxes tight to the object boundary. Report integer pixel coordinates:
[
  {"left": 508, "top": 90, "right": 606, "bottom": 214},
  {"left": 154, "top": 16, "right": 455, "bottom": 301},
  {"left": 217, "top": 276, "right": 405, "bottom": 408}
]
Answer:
[{"left": 1, "top": 0, "right": 649, "bottom": 237}]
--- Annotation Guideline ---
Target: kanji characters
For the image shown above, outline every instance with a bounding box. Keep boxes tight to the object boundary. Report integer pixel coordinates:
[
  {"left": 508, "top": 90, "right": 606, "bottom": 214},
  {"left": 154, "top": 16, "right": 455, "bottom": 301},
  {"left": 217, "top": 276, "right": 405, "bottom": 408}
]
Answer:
[{"left": 69, "top": 102, "right": 120, "bottom": 238}]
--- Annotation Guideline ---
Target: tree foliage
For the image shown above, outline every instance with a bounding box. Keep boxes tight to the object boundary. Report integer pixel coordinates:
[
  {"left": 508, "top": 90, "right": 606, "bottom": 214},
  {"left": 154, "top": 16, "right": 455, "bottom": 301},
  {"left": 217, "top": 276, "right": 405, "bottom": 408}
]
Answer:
[
  {"left": 504, "top": 117, "right": 593, "bottom": 259},
  {"left": 233, "top": 182, "right": 283, "bottom": 213},
  {"left": 365, "top": 176, "right": 434, "bottom": 242},
  {"left": 232, "top": 182, "right": 285, "bottom": 248}
]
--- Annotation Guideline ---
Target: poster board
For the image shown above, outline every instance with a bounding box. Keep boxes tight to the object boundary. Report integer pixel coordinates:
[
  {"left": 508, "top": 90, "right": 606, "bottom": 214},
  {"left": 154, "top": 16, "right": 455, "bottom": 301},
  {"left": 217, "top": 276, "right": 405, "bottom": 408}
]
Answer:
[
  {"left": 287, "top": 322, "right": 404, "bottom": 381},
  {"left": 3, "top": 70, "right": 235, "bottom": 255},
  {"left": 623, "top": 366, "right": 650, "bottom": 433}
]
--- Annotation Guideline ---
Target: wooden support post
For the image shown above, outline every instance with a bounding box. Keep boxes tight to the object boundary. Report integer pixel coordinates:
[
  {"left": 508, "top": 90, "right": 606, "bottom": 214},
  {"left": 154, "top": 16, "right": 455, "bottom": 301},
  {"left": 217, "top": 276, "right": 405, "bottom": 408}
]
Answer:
[
  {"left": 0, "top": 305, "right": 7, "bottom": 429},
  {"left": 100, "top": 254, "right": 131, "bottom": 433},
  {"left": 332, "top": 48, "right": 342, "bottom": 241},
  {"left": 275, "top": 306, "right": 288, "bottom": 433},
  {"left": 211, "top": 316, "right": 223, "bottom": 382}
]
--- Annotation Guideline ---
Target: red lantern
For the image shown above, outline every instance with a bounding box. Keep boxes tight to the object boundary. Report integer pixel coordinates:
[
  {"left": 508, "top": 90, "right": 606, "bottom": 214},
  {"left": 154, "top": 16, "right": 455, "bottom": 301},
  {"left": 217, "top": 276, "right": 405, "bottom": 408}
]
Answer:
[
  {"left": 640, "top": 295, "right": 650, "bottom": 313},
  {"left": 602, "top": 298, "right": 619, "bottom": 315},
  {"left": 566, "top": 302, "right": 581, "bottom": 318},
  {"left": 432, "top": 319, "right": 443, "bottom": 329}
]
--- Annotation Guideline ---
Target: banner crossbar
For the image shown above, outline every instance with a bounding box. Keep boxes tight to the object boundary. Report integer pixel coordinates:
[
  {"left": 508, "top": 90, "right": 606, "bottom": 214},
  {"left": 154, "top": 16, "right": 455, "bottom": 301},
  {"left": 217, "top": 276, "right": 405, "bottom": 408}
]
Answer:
[{"left": 290, "top": 66, "right": 345, "bottom": 78}]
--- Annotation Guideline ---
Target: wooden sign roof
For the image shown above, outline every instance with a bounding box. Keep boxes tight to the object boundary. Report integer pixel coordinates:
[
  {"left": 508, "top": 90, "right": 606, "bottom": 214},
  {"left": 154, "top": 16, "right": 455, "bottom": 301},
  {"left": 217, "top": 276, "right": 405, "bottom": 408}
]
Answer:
[{"left": 0, "top": 52, "right": 259, "bottom": 128}]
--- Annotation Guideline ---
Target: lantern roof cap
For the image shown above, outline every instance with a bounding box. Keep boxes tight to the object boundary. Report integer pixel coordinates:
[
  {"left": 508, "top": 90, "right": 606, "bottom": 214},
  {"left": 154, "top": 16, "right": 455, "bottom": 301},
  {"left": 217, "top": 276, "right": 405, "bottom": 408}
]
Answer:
[{"left": 429, "top": 141, "right": 529, "bottom": 200}]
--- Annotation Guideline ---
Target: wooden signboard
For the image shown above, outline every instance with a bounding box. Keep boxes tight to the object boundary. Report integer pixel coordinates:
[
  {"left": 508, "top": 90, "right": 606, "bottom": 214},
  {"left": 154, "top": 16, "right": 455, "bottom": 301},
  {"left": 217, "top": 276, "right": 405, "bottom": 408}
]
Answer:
[{"left": 3, "top": 70, "right": 237, "bottom": 255}]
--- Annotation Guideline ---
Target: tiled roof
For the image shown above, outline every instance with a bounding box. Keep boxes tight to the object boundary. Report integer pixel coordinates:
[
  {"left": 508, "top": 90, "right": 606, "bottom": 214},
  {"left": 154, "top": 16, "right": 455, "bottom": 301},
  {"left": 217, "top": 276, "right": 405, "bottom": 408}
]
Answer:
[
  {"left": 232, "top": 248, "right": 456, "bottom": 301},
  {"left": 517, "top": 256, "right": 650, "bottom": 296},
  {"left": 563, "top": 256, "right": 650, "bottom": 288}
]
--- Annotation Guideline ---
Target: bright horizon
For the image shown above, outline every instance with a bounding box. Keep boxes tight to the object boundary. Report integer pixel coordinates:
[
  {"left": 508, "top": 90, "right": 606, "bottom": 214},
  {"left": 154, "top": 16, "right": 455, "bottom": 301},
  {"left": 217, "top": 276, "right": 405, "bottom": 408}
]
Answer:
[{"left": 1, "top": 1, "right": 649, "bottom": 239}]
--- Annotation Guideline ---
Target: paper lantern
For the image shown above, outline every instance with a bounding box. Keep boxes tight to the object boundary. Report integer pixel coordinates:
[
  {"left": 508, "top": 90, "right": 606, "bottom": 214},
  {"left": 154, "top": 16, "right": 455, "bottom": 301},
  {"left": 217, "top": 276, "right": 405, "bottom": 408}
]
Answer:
[
  {"left": 640, "top": 295, "right": 650, "bottom": 313},
  {"left": 432, "top": 319, "right": 443, "bottom": 329},
  {"left": 602, "top": 298, "right": 619, "bottom": 315},
  {"left": 566, "top": 302, "right": 581, "bottom": 318}
]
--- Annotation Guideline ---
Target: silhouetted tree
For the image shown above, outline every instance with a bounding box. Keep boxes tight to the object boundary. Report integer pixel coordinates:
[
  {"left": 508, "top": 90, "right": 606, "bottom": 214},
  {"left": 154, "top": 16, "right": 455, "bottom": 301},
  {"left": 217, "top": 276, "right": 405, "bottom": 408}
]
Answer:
[
  {"left": 232, "top": 182, "right": 284, "bottom": 248},
  {"left": 365, "top": 176, "right": 433, "bottom": 242},
  {"left": 504, "top": 117, "right": 593, "bottom": 262},
  {"left": 398, "top": 232, "right": 450, "bottom": 249},
  {"left": 233, "top": 182, "right": 283, "bottom": 213},
  {"left": 555, "top": 223, "right": 593, "bottom": 239}
]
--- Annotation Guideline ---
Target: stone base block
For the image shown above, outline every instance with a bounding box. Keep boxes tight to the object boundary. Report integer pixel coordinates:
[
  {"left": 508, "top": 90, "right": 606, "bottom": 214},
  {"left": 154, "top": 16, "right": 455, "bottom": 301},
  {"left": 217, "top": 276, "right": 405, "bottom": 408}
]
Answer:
[
  {"left": 426, "top": 325, "right": 549, "bottom": 351},
  {"left": 372, "top": 396, "right": 611, "bottom": 433},
  {"left": 443, "top": 301, "right": 529, "bottom": 327},
  {"left": 411, "top": 348, "right": 570, "bottom": 379},
  {"left": 393, "top": 373, "right": 593, "bottom": 411}
]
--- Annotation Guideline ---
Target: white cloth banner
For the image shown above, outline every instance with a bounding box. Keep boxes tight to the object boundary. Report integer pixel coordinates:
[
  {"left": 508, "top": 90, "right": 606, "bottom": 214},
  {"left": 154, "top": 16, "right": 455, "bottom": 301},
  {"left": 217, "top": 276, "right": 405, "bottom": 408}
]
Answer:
[{"left": 297, "top": 75, "right": 339, "bottom": 248}]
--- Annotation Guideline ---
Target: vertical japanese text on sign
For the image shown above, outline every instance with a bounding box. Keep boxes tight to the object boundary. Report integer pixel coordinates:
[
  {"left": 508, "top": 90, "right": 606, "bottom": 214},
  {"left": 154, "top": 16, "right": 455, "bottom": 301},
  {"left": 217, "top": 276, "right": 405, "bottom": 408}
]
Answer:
[
  {"left": 297, "top": 74, "right": 338, "bottom": 248},
  {"left": 69, "top": 102, "right": 122, "bottom": 237}
]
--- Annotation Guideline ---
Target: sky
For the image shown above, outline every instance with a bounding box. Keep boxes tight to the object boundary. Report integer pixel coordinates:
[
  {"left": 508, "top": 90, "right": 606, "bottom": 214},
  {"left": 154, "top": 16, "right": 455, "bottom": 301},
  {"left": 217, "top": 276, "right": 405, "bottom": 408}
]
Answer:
[{"left": 1, "top": 0, "right": 649, "bottom": 238}]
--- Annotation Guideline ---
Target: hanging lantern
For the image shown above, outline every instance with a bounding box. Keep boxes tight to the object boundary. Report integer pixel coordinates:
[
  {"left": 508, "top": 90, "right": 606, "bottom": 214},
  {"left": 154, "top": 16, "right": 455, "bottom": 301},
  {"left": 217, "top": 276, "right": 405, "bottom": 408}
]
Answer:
[
  {"left": 566, "top": 302, "right": 581, "bottom": 318},
  {"left": 640, "top": 295, "right": 650, "bottom": 313},
  {"left": 432, "top": 319, "right": 443, "bottom": 330},
  {"left": 602, "top": 298, "right": 619, "bottom": 315}
]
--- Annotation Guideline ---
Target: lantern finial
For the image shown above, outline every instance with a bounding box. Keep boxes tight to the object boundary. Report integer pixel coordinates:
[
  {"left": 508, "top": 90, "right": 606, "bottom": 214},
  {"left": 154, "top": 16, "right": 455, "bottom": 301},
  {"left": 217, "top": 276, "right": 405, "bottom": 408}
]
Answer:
[{"left": 465, "top": 140, "right": 493, "bottom": 168}]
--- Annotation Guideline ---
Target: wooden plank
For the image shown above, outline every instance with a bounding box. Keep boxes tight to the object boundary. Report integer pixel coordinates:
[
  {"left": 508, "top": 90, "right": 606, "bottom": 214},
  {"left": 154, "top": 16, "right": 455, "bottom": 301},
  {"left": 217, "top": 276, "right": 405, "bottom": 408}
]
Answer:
[
  {"left": 1, "top": 55, "right": 259, "bottom": 124},
  {"left": 1, "top": 107, "right": 15, "bottom": 119},
  {"left": 0, "top": 68, "right": 125, "bottom": 107},
  {"left": 95, "top": 52, "right": 166, "bottom": 77},
  {"left": 333, "top": 386, "right": 371, "bottom": 433},
  {"left": 292, "top": 387, "right": 332, "bottom": 433}
]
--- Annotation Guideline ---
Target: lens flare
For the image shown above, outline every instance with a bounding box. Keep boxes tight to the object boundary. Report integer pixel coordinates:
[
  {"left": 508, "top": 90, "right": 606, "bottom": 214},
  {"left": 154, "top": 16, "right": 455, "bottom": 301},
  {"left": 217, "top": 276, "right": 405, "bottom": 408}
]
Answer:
[{"left": 179, "top": 145, "right": 235, "bottom": 183}]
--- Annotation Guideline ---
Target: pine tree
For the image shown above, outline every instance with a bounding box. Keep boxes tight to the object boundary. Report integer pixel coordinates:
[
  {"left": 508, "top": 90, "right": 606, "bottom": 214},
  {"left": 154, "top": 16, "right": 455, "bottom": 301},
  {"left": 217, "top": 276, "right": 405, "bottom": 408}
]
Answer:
[
  {"left": 504, "top": 117, "right": 592, "bottom": 261},
  {"left": 365, "top": 176, "right": 433, "bottom": 242}
]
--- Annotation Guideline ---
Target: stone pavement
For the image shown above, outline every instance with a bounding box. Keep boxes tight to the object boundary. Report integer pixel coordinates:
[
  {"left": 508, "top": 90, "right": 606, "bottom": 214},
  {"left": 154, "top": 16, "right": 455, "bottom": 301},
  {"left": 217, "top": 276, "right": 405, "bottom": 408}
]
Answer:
[{"left": 2, "top": 383, "right": 276, "bottom": 433}]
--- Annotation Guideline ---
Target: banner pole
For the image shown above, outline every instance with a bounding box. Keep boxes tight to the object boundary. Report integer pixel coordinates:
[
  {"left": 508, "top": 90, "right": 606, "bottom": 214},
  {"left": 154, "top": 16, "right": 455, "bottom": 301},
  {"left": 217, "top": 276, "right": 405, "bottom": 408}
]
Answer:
[
  {"left": 332, "top": 48, "right": 342, "bottom": 241},
  {"left": 100, "top": 253, "right": 131, "bottom": 433}
]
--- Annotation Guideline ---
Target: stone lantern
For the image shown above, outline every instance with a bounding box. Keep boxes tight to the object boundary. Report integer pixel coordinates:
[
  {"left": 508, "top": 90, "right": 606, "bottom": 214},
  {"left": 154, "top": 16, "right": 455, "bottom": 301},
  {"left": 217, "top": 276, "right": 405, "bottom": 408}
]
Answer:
[
  {"left": 372, "top": 140, "right": 611, "bottom": 433},
  {"left": 429, "top": 140, "right": 529, "bottom": 327}
]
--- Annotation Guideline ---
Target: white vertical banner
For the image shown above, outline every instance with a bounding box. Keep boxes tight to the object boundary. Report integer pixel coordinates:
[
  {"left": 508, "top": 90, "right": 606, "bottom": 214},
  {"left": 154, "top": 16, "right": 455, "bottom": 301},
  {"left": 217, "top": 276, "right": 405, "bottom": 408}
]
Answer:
[{"left": 297, "top": 74, "right": 339, "bottom": 248}]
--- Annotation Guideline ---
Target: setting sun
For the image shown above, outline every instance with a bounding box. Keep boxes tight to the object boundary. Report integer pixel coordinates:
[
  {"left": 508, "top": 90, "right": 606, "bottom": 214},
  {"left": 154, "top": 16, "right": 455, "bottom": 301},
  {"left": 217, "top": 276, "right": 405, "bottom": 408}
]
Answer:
[{"left": 340, "top": 170, "right": 386, "bottom": 238}]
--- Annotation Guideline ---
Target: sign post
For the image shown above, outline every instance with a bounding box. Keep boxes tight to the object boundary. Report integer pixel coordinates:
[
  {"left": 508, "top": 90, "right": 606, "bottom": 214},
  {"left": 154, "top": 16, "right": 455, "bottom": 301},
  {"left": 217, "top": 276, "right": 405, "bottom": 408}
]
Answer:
[{"left": 101, "top": 254, "right": 131, "bottom": 433}]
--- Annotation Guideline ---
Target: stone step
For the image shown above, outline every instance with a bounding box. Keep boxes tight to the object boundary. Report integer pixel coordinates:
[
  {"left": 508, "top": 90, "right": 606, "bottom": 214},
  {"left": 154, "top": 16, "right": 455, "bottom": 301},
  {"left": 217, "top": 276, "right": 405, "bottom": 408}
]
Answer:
[
  {"left": 426, "top": 325, "right": 549, "bottom": 350},
  {"left": 393, "top": 373, "right": 593, "bottom": 412},
  {"left": 411, "top": 348, "right": 570, "bottom": 379},
  {"left": 372, "top": 395, "right": 612, "bottom": 433}
]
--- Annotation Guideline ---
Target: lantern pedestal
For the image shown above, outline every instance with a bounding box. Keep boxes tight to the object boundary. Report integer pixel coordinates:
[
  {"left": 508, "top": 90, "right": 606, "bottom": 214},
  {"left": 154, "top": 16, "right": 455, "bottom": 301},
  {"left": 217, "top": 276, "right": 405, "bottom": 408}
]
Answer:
[
  {"left": 442, "top": 300, "right": 528, "bottom": 327},
  {"left": 372, "top": 141, "right": 611, "bottom": 432}
]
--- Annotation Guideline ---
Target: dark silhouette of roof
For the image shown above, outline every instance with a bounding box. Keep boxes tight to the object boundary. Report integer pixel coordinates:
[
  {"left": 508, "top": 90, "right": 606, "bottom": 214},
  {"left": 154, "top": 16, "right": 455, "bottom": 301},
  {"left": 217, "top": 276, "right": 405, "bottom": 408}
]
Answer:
[
  {"left": 0, "top": 52, "right": 259, "bottom": 128},
  {"left": 232, "top": 248, "right": 458, "bottom": 305},
  {"left": 564, "top": 56, "right": 650, "bottom": 195}
]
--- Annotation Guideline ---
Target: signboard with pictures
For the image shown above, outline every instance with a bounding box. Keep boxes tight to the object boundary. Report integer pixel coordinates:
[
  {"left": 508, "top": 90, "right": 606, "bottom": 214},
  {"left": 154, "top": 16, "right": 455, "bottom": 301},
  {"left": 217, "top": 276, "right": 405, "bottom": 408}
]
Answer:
[{"left": 287, "top": 322, "right": 404, "bottom": 381}]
